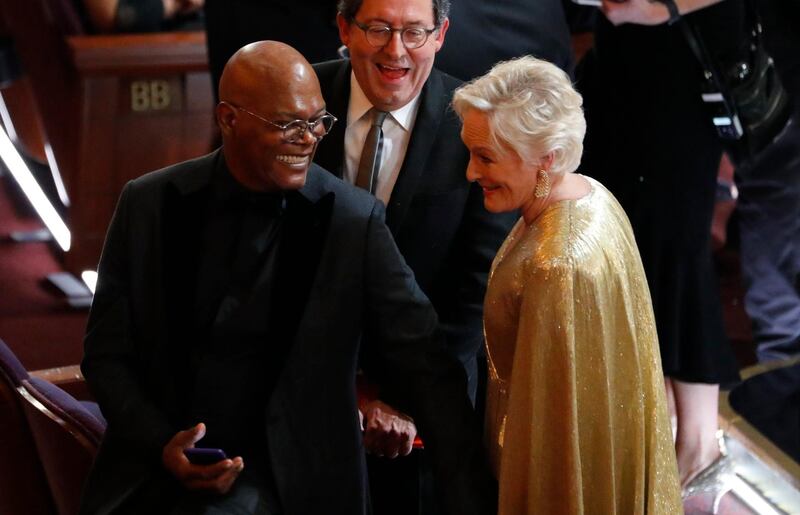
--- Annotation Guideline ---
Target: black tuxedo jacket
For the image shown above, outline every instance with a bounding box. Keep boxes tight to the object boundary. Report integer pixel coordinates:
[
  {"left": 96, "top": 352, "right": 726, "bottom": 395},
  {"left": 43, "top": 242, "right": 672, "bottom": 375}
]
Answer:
[
  {"left": 314, "top": 60, "right": 516, "bottom": 396},
  {"left": 80, "top": 150, "right": 494, "bottom": 515}
]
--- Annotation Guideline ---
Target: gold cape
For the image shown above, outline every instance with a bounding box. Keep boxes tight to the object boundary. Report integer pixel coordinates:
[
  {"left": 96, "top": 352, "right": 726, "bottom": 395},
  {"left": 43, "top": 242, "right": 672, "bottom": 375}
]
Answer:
[{"left": 484, "top": 177, "right": 682, "bottom": 514}]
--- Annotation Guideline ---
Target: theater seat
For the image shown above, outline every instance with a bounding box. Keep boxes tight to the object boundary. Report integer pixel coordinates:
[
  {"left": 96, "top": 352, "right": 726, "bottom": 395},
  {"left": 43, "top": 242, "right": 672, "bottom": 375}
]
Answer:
[
  {"left": 18, "top": 375, "right": 106, "bottom": 515},
  {"left": 0, "top": 338, "right": 56, "bottom": 514}
]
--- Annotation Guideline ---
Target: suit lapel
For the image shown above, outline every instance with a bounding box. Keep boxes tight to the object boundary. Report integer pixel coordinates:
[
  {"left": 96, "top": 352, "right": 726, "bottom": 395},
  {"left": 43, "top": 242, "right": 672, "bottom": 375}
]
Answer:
[
  {"left": 385, "top": 71, "right": 445, "bottom": 233},
  {"left": 162, "top": 152, "right": 218, "bottom": 355},
  {"left": 315, "top": 61, "right": 351, "bottom": 179}
]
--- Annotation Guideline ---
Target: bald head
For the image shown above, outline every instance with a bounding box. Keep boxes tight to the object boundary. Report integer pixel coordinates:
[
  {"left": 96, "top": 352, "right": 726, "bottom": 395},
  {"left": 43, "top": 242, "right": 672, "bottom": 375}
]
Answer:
[
  {"left": 219, "top": 41, "right": 320, "bottom": 107},
  {"left": 216, "top": 41, "right": 327, "bottom": 192}
]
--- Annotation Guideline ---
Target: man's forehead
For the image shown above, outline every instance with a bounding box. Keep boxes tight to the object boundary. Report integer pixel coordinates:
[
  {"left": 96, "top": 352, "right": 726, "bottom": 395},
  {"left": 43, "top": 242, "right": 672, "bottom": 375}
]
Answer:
[
  {"left": 355, "top": 0, "right": 435, "bottom": 22},
  {"left": 256, "top": 90, "right": 325, "bottom": 117}
]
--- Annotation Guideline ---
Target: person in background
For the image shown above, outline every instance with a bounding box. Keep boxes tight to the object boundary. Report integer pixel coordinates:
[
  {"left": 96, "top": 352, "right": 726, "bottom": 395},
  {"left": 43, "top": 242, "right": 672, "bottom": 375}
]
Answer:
[
  {"left": 434, "top": 0, "right": 574, "bottom": 81},
  {"left": 204, "top": 0, "right": 341, "bottom": 101},
  {"left": 453, "top": 55, "right": 682, "bottom": 514},
  {"left": 80, "top": 0, "right": 203, "bottom": 33},
  {"left": 578, "top": 0, "right": 742, "bottom": 497},
  {"left": 735, "top": 0, "right": 800, "bottom": 362}
]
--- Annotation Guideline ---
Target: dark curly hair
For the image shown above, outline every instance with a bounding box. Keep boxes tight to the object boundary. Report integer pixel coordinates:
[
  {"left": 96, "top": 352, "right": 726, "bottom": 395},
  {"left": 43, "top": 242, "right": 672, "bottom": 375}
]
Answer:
[{"left": 337, "top": 0, "right": 450, "bottom": 28}]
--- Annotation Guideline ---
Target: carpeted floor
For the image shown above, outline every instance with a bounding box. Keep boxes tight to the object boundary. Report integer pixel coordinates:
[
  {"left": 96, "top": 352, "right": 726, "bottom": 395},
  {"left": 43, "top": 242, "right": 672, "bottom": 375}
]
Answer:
[{"left": 0, "top": 174, "right": 88, "bottom": 370}]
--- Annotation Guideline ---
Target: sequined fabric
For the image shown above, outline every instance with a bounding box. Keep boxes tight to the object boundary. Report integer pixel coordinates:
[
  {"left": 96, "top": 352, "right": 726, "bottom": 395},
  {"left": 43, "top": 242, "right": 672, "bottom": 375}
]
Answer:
[{"left": 484, "top": 177, "right": 682, "bottom": 514}]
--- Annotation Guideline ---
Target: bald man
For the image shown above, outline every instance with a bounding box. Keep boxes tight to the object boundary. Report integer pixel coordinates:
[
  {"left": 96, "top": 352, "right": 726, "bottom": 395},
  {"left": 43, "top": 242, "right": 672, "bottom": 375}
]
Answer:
[{"left": 80, "top": 41, "right": 494, "bottom": 515}]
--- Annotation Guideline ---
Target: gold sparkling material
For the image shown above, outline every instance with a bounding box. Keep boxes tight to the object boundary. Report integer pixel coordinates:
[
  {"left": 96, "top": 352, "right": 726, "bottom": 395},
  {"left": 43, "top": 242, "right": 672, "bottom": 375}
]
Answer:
[{"left": 484, "top": 177, "right": 682, "bottom": 514}]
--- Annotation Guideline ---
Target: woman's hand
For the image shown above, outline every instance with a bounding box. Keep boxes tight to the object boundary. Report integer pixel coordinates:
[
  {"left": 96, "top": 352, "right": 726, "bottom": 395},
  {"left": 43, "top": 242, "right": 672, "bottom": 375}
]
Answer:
[{"left": 601, "top": 0, "right": 671, "bottom": 26}]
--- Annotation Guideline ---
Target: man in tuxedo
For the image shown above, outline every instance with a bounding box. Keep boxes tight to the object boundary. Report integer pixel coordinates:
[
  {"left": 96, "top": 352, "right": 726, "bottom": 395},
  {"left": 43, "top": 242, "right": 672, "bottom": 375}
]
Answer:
[
  {"left": 79, "top": 41, "right": 494, "bottom": 515},
  {"left": 313, "top": 0, "right": 515, "bottom": 513}
]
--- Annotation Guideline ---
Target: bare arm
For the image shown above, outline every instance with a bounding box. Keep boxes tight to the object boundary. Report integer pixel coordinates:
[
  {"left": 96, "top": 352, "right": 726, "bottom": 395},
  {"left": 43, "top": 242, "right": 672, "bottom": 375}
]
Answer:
[{"left": 601, "top": 0, "right": 726, "bottom": 26}]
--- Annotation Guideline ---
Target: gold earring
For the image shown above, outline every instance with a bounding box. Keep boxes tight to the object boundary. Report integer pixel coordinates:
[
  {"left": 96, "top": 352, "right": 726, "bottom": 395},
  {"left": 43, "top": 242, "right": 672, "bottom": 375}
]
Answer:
[{"left": 534, "top": 169, "right": 551, "bottom": 198}]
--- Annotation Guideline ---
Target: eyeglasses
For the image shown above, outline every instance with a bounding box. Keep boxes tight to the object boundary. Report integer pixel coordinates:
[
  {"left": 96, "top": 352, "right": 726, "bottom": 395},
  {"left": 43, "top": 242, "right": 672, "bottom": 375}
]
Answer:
[
  {"left": 352, "top": 20, "right": 437, "bottom": 49},
  {"left": 225, "top": 102, "right": 337, "bottom": 143}
]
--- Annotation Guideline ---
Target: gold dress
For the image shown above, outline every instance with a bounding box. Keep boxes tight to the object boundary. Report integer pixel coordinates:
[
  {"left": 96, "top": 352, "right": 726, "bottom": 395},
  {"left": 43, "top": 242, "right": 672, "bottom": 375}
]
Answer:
[{"left": 484, "top": 176, "right": 682, "bottom": 514}]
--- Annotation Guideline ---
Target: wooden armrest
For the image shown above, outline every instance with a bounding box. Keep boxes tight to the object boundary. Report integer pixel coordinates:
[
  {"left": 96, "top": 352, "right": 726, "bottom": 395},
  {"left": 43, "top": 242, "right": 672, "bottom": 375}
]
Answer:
[
  {"left": 29, "top": 365, "right": 93, "bottom": 401},
  {"left": 29, "top": 364, "right": 83, "bottom": 385}
]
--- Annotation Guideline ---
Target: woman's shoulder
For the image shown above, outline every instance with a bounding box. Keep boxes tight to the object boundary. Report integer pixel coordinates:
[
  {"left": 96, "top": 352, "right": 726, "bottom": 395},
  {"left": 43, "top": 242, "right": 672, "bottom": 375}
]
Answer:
[{"left": 526, "top": 176, "right": 635, "bottom": 277}]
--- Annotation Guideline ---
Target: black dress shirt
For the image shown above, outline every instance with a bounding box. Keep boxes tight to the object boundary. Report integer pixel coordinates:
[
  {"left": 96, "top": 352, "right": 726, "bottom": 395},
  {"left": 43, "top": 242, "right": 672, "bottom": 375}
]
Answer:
[{"left": 189, "top": 165, "right": 286, "bottom": 468}]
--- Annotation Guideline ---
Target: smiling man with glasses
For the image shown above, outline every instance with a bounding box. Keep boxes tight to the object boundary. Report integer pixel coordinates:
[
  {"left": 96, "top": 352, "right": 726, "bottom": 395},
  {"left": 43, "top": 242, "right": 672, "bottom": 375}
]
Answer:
[
  {"left": 351, "top": 20, "right": 438, "bottom": 49},
  {"left": 313, "top": 1, "right": 516, "bottom": 514}
]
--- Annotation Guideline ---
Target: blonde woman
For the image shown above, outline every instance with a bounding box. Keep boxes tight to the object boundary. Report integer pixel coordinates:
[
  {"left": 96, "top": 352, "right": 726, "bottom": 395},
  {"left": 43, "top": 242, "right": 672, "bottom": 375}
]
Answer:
[{"left": 453, "top": 56, "right": 682, "bottom": 514}]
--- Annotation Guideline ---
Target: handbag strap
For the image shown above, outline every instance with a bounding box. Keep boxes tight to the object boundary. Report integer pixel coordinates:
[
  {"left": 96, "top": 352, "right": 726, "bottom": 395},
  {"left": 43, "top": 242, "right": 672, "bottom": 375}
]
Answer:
[
  {"left": 676, "top": 18, "right": 725, "bottom": 92},
  {"left": 677, "top": 0, "right": 765, "bottom": 95},
  {"left": 675, "top": 12, "right": 746, "bottom": 139}
]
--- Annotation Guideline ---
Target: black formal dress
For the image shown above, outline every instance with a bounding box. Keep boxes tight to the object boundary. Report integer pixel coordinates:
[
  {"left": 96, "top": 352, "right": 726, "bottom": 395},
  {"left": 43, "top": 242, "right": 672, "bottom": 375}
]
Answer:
[
  {"left": 578, "top": 5, "right": 740, "bottom": 384},
  {"left": 435, "top": 0, "right": 574, "bottom": 81}
]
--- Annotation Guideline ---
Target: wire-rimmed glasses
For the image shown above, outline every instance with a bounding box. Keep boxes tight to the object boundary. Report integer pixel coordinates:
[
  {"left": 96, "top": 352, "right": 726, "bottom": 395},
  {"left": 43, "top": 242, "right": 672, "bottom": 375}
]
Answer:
[
  {"left": 352, "top": 20, "right": 437, "bottom": 49},
  {"left": 225, "top": 102, "right": 337, "bottom": 143}
]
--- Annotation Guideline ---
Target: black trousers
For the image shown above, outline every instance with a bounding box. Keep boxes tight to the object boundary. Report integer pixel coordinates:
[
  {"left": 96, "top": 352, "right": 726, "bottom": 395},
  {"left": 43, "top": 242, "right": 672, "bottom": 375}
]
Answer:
[
  {"left": 117, "top": 468, "right": 281, "bottom": 515},
  {"left": 736, "top": 117, "right": 800, "bottom": 361}
]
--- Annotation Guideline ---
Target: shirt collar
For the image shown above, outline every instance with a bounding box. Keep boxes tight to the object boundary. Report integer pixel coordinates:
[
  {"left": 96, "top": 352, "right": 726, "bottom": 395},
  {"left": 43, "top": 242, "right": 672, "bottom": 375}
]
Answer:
[
  {"left": 213, "top": 157, "right": 286, "bottom": 215},
  {"left": 347, "top": 71, "right": 421, "bottom": 131}
]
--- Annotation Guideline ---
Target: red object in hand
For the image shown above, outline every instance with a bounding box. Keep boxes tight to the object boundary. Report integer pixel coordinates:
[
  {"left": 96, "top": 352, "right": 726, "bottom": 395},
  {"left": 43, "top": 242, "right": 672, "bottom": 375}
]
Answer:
[{"left": 357, "top": 373, "right": 424, "bottom": 450}]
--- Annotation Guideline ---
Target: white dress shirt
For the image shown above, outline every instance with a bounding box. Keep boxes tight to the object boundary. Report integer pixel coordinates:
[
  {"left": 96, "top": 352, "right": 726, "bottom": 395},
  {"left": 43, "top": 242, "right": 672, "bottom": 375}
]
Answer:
[{"left": 343, "top": 72, "right": 422, "bottom": 205}]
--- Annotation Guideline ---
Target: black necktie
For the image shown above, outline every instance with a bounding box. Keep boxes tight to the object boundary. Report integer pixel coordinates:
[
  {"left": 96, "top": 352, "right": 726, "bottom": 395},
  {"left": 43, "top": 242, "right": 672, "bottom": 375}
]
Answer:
[{"left": 356, "top": 109, "right": 389, "bottom": 194}]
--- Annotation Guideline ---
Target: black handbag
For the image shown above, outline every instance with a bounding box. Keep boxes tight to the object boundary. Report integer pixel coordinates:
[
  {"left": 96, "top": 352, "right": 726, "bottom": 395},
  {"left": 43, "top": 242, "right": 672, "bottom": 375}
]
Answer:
[{"left": 678, "top": 2, "right": 792, "bottom": 166}]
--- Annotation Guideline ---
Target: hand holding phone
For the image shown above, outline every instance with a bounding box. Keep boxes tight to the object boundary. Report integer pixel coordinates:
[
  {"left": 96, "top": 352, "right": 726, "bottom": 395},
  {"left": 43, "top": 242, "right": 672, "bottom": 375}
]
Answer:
[
  {"left": 162, "top": 423, "right": 244, "bottom": 494},
  {"left": 184, "top": 447, "right": 228, "bottom": 465}
]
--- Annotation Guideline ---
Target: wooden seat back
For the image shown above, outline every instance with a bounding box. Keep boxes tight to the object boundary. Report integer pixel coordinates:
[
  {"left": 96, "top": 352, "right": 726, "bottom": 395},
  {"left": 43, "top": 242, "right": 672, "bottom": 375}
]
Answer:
[{"left": 0, "top": 0, "right": 216, "bottom": 273}]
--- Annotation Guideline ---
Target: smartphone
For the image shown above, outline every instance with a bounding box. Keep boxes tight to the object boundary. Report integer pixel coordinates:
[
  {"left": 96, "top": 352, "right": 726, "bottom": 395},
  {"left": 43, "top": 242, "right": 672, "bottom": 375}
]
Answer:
[
  {"left": 571, "top": 0, "right": 602, "bottom": 6},
  {"left": 184, "top": 447, "right": 228, "bottom": 465}
]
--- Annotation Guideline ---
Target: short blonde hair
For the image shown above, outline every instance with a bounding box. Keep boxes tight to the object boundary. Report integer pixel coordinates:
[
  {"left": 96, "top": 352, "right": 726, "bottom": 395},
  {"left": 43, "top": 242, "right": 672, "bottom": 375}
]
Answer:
[{"left": 452, "top": 56, "right": 586, "bottom": 176}]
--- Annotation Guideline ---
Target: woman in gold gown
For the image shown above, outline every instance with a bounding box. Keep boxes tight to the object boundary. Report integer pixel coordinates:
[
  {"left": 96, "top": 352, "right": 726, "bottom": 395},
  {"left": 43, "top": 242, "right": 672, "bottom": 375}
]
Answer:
[{"left": 452, "top": 56, "right": 682, "bottom": 513}]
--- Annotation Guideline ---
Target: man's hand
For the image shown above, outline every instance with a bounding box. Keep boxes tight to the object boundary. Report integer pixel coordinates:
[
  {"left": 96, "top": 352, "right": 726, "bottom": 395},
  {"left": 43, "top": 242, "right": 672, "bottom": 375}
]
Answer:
[
  {"left": 601, "top": 0, "right": 671, "bottom": 26},
  {"left": 162, "top": 423, "right": 244, "bottom": 494},
  {"left": 360, "top": 400, "right": 417, "bottom": 459}
]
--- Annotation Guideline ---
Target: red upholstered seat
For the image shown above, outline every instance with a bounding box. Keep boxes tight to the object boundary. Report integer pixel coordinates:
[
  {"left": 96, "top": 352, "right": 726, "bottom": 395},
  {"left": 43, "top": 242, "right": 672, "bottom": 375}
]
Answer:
[
  {"left": 0, "top": 338, "right": 56, "bottom": 515},
  {"left": 18, "top": 376, "right": 105, "bottom": 515}
]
